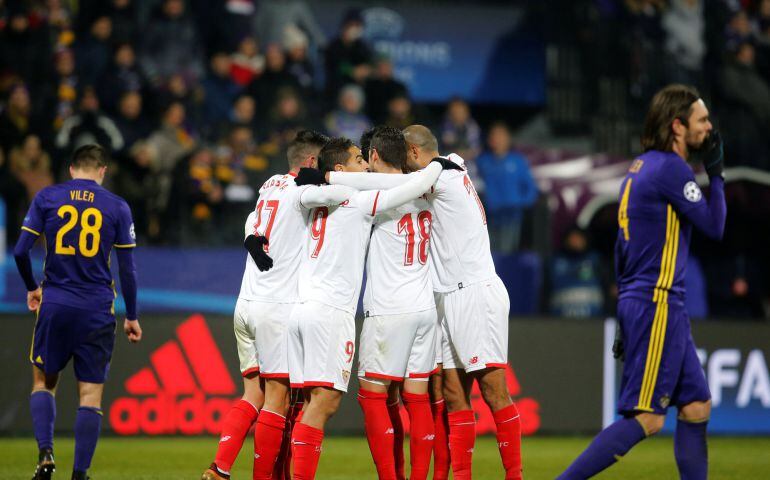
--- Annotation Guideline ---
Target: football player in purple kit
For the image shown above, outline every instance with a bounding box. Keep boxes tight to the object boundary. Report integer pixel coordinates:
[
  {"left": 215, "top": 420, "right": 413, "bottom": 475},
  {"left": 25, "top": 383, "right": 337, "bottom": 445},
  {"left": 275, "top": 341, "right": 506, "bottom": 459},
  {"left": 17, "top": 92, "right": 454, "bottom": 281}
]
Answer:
[
  {"left": 13, "top": 145, "right": 142, "bottom": 480},
  {"left": 559, "top": 84, "right": 726, "bottom": 479}
]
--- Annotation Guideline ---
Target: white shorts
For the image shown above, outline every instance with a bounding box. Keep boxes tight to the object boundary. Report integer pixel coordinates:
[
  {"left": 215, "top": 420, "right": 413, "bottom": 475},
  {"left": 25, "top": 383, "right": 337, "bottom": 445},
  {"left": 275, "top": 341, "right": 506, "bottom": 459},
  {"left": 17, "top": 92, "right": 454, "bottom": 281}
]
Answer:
[
  {"left": 234, "top": 298, "right": 293, "bottom": 377},
  {"left": 440, "top": 276, "right": 510, "bottom": 372},
  {"left": 434, "top": 292, "right": 445, "bottom": 365},
  {"left": 287, "top": 301, "right": 356, "bottom": 392},
  {"left": 358, "top": 309, "right": 438, "bottom": 382}
]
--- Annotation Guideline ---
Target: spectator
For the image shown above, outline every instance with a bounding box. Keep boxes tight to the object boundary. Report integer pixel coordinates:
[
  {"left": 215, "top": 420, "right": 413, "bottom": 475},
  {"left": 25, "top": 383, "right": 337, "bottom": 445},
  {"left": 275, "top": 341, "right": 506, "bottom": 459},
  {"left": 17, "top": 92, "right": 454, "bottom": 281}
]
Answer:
[
  {"left": 113, "top": 140, "right": 156, "bottom": 241},
  {"left": 260, "top": 87, "right": 312, "bottom": 170},
  {"left": 247, "top": 44, "right": 302, "bottom": 111},
  {"left": 384, "top": 94, "right": 416, "bottom": 131},
  {"left": 0, "top": 6, "right": 52, "bottom": 94},
  {"left": 218, "top": 0, "right": 257, "bottom": 51},
  {"left": 157, "top": 73, "right": 203, "bottom": 130},
  {"left": 284, "top": 24, "right": 316, "bottom": 97},
  {"left": 104, "top": 0, "right": 139, "bottom": 44},
  {"left": 440, "top": 97, "right": 482, "bottom": 185},
  {"left": 74, "top": 15, "right": 113, "bottom": 85},
  {"left": 54, "top": 86, "right": 125, "bottom": 174},
  {"left": 140, "top": 0, "right": 204, "bottom": 85},
  {"left": 719, "top": 41, "right": 770, "bottom": 169},
  {"left": 0, "top": 83, "right": 40, "bottom": 154},
  {"left": 43, "top": 48, "right": 79, "bottom": 131},
  {"left": 229, "top": 94, "right": 258, "bottom": 132},
  {"left": 477, "top": 122, "right": 538, "bottom": 253},
  {"left": 324, "top": 84, "right": 372, "bottom": 143},
  {"left": 324, "top": 9, "right": 372, "bottom": 100},
  {"left": 97, "top": 42, "right": 149, "bottom": 114},
  {"left": 201, "top": 52, "right": 242, "bottom": 137},
  {"left": 41, "top": 0, "right": 75, "bottom": 49},
  {"left": 230, "top": 36, "right": 264, "bottom": 87},
  {"left": 113, "top": 91, "right": 152, "bottom": 154},
  {"left": 365, "top": 56, "right": 407, "bottom": 124},
  {"left": 548, "top": 227, "right": 605, "bottom": 317},
  {"left": 253, "top": 0, "right": 326, "bottom": 51},
  {"left": 9, "top": 134, "right": 54, "bottom": 200},
  {"left": 661, "top": 0, "right": 706, "bottom": 86}
]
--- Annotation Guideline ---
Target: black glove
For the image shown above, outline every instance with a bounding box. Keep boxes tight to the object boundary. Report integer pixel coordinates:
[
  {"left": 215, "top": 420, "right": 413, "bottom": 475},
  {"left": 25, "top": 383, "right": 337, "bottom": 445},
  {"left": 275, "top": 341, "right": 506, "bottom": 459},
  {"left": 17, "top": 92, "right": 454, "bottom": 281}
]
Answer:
[
  {"left": 612, "top": 322, "right": 625, "bottom": 361},
  {"left": 244, "top": 235, "right": 273, "bottom": 272},
  {"left": 430, "top": 157, "right": 464, "bottom": 171},
  {"left": 294, "top": 168, "right": 327, "bottom": 186},
  {"left": 694, "top": 130, "right": 724, "bottom": 179}
]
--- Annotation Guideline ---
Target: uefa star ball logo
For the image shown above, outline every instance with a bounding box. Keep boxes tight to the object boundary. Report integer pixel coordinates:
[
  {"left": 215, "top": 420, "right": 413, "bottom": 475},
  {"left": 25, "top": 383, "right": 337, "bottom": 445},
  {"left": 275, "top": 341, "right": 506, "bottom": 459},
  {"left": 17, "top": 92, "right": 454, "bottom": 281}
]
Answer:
[{"left": 683, "top": 181, "right": 702, "bottom": 202}]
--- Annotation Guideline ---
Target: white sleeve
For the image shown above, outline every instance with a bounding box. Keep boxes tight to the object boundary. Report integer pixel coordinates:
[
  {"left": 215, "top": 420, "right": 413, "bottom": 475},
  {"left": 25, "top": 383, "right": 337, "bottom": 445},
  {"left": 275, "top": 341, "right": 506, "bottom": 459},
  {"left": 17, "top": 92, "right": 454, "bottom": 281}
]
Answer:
[
  {"left": 356, "top": 162, "right": 443, "bottom": 216},
  {"left": 244, "top": 210, "right": 256, "bottom": 239},
  {"left": 299, "top": 184, "right": 357, "bottom": 209},
  {"left": 328, "top": 171, "right": 408, "bottom": 190}
]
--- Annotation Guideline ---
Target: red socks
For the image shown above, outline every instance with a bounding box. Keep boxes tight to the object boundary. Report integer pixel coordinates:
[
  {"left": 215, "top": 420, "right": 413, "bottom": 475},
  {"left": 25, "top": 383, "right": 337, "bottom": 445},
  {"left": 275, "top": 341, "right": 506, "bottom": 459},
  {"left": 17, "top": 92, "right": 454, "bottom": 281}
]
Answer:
[
  {"left": 214, "top": 399, "right": 259, "bottom": 474},
  {"left": 402, "top": 392, "right": 434, "bottom": 480},
  {"left": 252, "top": 410, "right": 287, "bottom": 479},
  {"left": 273, "top": 398, "right": 303, "bottom": 480},
  {"left": 448, "top": 410, "right": 476, "bottom": 480},
  {"left": 358, "top": 389, "right": 397, "bottom": 479},
  {"left": 290, "top": 422, "right": 324, "bottom": 480},
  {"left": 387, "top": 400, "right": 406, "bottom": 480},
  {"left": 431, "top": 400, "right": 450, "bottom": 480},
  {"left": 493, "top": 403, "right": 523, "bottom": 480}
]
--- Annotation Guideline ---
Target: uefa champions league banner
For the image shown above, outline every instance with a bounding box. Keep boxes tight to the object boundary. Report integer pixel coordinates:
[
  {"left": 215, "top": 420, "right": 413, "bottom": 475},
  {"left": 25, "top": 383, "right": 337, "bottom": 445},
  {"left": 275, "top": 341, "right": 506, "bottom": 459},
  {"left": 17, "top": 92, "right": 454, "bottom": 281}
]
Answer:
[
  {"left": 602, "top": 319, "right": 770, "bottom": 435},
  {"left": 313, "top": 1, "right": 545, "bottom": 105}
]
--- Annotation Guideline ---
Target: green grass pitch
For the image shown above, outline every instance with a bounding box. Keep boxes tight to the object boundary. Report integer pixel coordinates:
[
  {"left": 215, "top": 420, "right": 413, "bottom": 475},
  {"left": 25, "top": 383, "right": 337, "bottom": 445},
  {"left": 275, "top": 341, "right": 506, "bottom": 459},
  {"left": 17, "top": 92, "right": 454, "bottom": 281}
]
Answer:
[{"left": 1, "top": 436, "right": 769, "bottom": 479}]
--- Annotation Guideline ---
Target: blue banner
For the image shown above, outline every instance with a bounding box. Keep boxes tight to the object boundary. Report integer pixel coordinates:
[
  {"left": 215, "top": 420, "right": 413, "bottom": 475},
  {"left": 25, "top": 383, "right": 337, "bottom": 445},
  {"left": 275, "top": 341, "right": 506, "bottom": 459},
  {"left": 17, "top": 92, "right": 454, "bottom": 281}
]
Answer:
[{"left": 314, "top": 2, "right": 545, "bottom": 105}]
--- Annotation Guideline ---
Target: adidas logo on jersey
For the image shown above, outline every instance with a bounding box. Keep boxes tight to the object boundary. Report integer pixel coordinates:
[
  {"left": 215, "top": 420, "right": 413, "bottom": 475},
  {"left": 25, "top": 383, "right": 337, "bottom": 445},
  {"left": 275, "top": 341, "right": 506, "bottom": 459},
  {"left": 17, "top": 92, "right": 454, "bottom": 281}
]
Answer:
[{"left": 108, "top": 315, "right": 239, "bottom": 435}]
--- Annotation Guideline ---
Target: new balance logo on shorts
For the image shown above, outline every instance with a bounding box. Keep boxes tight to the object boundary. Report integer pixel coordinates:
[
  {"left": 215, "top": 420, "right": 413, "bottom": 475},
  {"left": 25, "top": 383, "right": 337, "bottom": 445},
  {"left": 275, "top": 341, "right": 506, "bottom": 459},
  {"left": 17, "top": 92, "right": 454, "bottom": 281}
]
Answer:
[{"left": 109, "top": 314, "right": 240, "bottom": 435}]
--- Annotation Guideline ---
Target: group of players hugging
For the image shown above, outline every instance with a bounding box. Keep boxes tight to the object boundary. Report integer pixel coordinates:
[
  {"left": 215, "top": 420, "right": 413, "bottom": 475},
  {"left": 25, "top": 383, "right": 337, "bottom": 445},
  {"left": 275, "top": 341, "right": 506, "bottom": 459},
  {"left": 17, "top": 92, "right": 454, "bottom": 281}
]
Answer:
[{"left": 15, "top": 84, "right": 725, "bottom": 480}]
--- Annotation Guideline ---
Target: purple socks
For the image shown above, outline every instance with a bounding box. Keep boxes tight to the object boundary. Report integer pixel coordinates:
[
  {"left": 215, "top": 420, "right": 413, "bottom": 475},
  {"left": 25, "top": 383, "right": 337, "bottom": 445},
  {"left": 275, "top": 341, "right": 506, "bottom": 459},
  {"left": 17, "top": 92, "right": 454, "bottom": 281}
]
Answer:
[
  {"left": 557, "top": 416, "right": 647, "bottom": 479},
  {"left": 675, "top": 418, "right": 708, "bottom": 480},
  {"left": 74, "top": 406, "right": 102, "bottom": 473},
  {"left": 30, "top": 391, "right": 56, "bottom": 451}
]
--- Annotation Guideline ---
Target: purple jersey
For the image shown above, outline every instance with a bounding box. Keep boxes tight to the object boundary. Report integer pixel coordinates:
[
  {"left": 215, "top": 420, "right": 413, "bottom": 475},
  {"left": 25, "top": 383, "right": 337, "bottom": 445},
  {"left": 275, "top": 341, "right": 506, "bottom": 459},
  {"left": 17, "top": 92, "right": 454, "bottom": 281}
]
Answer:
[
  {"left": 21, "top": 178, "right": 136, "bottom": 312},
  {"left": 615, "top": 150, "right": 726, "bottom": 306}
]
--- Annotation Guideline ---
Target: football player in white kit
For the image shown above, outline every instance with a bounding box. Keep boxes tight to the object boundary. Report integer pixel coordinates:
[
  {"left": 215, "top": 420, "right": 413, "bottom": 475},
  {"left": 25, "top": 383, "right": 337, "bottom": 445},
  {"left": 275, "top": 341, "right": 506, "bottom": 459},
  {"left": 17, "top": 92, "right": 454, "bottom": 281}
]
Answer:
[
  {"left": 203, "top": 131, "right": 357, "bottom": 480},
  {"left": 286, "top": 136, "right": 461, "bottom": 480},
  {"left": 326, "top": 125, "right": 523, "bottom": 480},
  {"left": 356, "top": 126, "right": 439, "bottom": 480}
]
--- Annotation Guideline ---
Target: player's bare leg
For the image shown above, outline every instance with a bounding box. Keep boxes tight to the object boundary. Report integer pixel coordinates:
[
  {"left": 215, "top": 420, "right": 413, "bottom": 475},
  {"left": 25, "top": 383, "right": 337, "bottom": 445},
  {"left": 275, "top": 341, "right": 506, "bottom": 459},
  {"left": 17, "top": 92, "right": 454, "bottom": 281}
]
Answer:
[
  {"left": 442, "top": 367, "right": 475, "bottom": 480},
  {"left": 477, "top": 367, "right": 522, "bottom": 479},
  {"left": 291, "top": 386, "right": 343, "bottom": 480},
  {"left": 387, "top": 383, "right": 406, "bottom": 480},
  {"left": 402, "top": 378, "right": 434, "bottom": 480},
  {"left": 203, "top": 373, "right": 263, "bottom": 480},
  {"left": 674, "top": 401, "right": 710, "bottom": 480},
  {"left": 358, "top": 378, "right": 398, "bottom": 479},
  {"left": 31, "top": 366, "right": 58, "bottom": 480},
  {"left": 429, "top": 366, "right": 450, "bottom": 480},
  {"left": 253, "top": 378, "right": 290, "bottom": 479}
]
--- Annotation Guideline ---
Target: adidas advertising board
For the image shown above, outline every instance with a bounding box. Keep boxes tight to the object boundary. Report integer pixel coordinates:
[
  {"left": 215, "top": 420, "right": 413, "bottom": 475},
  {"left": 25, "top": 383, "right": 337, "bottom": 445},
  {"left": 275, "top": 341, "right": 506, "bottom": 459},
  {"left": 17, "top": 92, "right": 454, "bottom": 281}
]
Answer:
[{"left": 2, "top": 314, "right": 768, "bottom": 435}]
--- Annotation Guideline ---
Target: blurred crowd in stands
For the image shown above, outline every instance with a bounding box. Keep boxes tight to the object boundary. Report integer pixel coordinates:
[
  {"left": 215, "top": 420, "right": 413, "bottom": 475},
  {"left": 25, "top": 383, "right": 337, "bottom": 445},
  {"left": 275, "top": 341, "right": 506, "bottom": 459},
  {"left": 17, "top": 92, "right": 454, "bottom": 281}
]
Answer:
[
  {"left": 0, "top": 0, "right": 539, "bottom": 248},
  {"left": 0, "top": 0, "right": 767, "bottom": 318}
]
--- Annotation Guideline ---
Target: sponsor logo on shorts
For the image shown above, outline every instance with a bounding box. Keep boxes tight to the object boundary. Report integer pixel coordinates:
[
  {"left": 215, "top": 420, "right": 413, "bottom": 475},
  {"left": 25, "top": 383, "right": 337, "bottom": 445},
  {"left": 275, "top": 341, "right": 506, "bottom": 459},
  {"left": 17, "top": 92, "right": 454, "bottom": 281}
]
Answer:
[
  {"left": 342, "top": 370, "right": 350, "bottom": 382},
  {"left": 659, "top": 394, "right": 671, "bottom": 409}
]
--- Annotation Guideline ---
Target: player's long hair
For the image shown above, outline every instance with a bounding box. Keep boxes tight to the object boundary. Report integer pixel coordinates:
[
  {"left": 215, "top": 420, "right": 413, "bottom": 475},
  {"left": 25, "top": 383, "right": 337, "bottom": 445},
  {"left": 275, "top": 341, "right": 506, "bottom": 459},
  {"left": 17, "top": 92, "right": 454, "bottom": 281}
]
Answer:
[{"left": 641, "top": 84, "right": 700, "bottom": 152}]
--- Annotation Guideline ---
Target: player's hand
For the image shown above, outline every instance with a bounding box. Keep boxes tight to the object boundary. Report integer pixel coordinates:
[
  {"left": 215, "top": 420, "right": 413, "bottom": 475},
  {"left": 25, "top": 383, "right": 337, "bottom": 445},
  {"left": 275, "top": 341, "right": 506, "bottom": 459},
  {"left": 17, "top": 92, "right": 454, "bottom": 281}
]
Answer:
[
  {"left": 27, "top": 287, "right": 42, "bottom": 312},
  {"left": 124, "top": 318, "right": 142, "bottom": 343},
  {"left": 295, "top": 168, "right": 327, "bottom": 186},
  {"left": 430, "top": 157, "right": 464, "bottom": 171},
  {"left": 244, "top": 234, "right": 274, "bottom": 271},
  {"left": 612, "top": 323, "right": 625, "bottom": 361},
  {"left": 694, "top": 130, "right": 724, "bottom": 179}
]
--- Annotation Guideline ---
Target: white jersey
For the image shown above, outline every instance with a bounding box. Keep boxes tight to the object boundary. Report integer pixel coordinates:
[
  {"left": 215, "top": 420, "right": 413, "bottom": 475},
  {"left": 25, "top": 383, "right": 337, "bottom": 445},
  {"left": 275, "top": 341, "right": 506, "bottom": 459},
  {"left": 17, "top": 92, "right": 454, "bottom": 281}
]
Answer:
[
  {"left": 427, "top": 153, "right": 497, "bottom": 292},
  {"left": 298, "top": 192, "right": 377, "bottom": 314},
  {"left": 328, "top": 154, "right": 497, "bottom": 293},
  {"left": 300, "top": 162, "right": 446, "bottom": 313},
  {"left": 363, "top": 196, "right": 435, "bottom": 315},
  {"left": 239, "top": 173, "right": 309, "bottom": 303}
]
